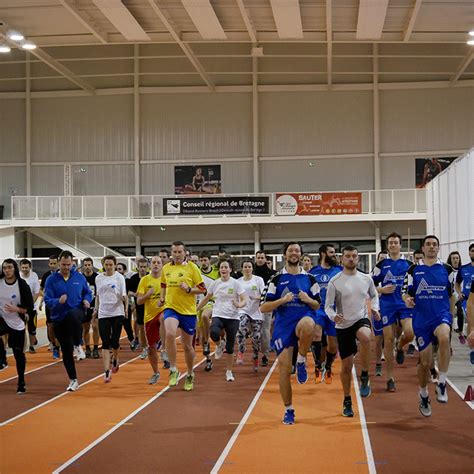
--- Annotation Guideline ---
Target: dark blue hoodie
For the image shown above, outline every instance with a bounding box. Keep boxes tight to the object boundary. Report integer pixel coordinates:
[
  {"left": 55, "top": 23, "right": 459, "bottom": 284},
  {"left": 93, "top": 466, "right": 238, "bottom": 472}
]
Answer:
[{"left": 44, "top": 269, "right": 92, "bottom": 321}]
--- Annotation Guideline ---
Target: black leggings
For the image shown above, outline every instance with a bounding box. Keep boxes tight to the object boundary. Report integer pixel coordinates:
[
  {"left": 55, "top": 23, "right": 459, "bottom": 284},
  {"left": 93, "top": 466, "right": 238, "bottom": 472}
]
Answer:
[
  {"left": 53, "top": 309, "right": 84, "bottom": 380},
  {"left": 99, "top": 316, "right": 124, "bottom": 350},
  {"left": 210, "top": 317, "right": 240, "bottom": 355},
  {"left": 455, "top": 302, "right": 465, "bottom": 332},
  {"left": 0, "top": 319, "right": 26, "bottom": 385},
  {"left": 123, "top": 308, "right": 134, "bottom": 342}
]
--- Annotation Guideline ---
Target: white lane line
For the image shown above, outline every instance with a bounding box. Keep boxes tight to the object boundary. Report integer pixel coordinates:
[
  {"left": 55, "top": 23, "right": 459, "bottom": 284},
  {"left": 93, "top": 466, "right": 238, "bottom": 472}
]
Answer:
[
  {"left": 52, "top": 356, "right": 208, "bottom": 474},
  {"left": 210, "top": 359, "right": 278, "bottom": 474},
  {"left": 446, "top": 377, "right": 474, "bottom": 409},
  {"left": 352, "top": 367, "right": 377, "bottom": 474},
  {"left": 0, "top": 354, "right": 140, "bottom": 427}
]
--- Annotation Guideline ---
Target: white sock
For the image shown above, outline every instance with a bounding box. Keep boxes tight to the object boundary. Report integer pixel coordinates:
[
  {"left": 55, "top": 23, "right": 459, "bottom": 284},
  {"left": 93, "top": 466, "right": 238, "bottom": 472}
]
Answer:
[
  {"left": 419, "top": 386, "right": 429, "bottom": 398},
  {"left": 285, "top": 404, "right": 294, "bottom": 411},
  {"left": 438, "top": 372, "right": 447, "bottom": 384},
  {"left": 170, "top": 366, "right": 177, "bottom": 372},
  {"left": 296, "top": 353, "right": 306, "bottom": 364}
]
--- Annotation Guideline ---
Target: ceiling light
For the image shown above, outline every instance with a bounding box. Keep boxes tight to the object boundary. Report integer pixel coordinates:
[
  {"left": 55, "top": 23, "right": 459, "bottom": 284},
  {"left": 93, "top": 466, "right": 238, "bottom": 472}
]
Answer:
[
  {"left": 0, "top": 45, "right": 11, "bottom": 53},
  {"left": 467, "top": 39, "right": 474, "bottom": 46},
  {"left": 8, "top": 30, "right": 24, "bottom": 41},
  {"left": 21, "top": 41, "right": 37, "bottom": 50},
  {"left": 469, "top": 30, "right": 474, "bottom": 37}
]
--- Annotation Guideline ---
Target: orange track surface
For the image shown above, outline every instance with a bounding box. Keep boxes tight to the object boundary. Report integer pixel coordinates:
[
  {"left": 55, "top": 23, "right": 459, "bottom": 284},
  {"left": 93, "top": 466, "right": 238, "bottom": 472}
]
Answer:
[{"left": 221, "top": 359, "right": 370, "bottom": 473}]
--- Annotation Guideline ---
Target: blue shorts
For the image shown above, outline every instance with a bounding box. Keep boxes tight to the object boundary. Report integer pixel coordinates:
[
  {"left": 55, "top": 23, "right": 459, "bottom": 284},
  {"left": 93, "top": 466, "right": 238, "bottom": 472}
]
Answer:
[
  {"left": 164, "top": 309, "right": 197, "bottom": 336},
  {"left": 271, "top": 313, "right": 316, "bottom": 355},
  {"left": 379, "top": 305, "right": 412, "bottom": 329},
  {"left": 413, "top": 311, "right": 452, "bottom": 352},
  {"left": 314, "top": 309, "right": 336, "bottom": 337},
  {"left": 372, "top": 316, "right": 383, "bottom": 337}
]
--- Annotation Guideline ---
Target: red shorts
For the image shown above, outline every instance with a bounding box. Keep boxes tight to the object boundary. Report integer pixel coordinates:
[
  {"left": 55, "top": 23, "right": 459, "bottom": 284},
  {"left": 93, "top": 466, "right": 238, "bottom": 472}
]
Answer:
[{"left": 145, "top": 313, "right": 161, "bottom": 347}]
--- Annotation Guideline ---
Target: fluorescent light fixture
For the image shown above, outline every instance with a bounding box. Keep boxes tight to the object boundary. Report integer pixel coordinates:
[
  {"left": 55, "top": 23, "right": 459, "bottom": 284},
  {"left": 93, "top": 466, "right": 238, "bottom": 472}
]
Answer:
[
  {"left": 21, "top": 41, "right": 37, "bottom": 50},
  {"left": 0, "top": 44, "right": 11, "bottom": 53},
  {"left": 8, "top": 30, "right": 24, "bottom": 41},
  {"left": 467, "top": 39, "right": 474, "bottom": 46},
  {"left": 469, "top": 30, "right": 474, "bottom": 37}
]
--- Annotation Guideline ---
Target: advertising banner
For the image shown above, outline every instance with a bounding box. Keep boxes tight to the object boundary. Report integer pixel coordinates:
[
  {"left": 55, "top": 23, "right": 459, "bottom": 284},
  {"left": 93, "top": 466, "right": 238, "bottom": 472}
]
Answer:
[
  {"left": 174, "top": 165, "right": 221, "bottom": 194},
  {"left": 163, "top": 196, "right": 270, "bottom": 216},
  {"left": 275, "top": 192, "right": 362, "bottom": 216},
  {"left": 415, "top": 157, "right": 456, "bottom": 188}
]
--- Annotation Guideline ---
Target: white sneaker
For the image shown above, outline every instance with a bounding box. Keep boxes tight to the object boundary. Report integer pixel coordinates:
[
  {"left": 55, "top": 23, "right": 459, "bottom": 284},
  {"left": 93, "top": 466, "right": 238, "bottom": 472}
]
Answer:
[
  {"left": 435, "top": 383, "right": 448, "bottom": 403},
  {"left": 226, "top": 370, "right": 235, "bottom": 382},
  {"left": 139, "top": 348, "right": 149, "bottom": 360},
  {"left": 215, "top": 340, "right": 225, "bottom": 360},
  {"left": 75, "top": 346, "right": 86, "bottom": 361},
  {"left": 73, "top": 346, "right": 79, "bottom": 360},
  {"left": 67, "top": 379, "right": 79, "bottom": 392}
]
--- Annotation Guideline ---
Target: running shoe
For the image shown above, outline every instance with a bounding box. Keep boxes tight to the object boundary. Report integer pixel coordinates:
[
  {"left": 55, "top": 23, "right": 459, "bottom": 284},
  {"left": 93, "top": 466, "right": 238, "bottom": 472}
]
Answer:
[
  {"left": 111, "top": 359, "right": 119, "bottom": 374},
  {"left": 375, "top": 363, "right": 383, "bottom": 377},
  {"left": 261, "top": 355, "right": 269, "bottom": 367},
  {"left": 67, "top": 379, "right": 79, "bottom": 392},
  {"left": 104, "top": 370, "right": 112, "bottom": 383},
  {"left": 215, "top": 340, "right": 225, "bottom": 360},
  {"left": 148, "top": 372, "right": 160, "bottom": 385},
  {"left": 226, "top": 370, "right": 235, "bottom": 382},
  {"left": 282, "top": 409, "right": 295, "bottom": 425},
  {"left": 381, "top": 353, "right": 385, "bottom": 361},
  {"left": 296, "top": 361, "right": 308, "bottom": 384},
  {"left": 458, "top": 333, "right": 466, "bottom": 345},
  {"left": 252, "top": 357, "right": 259, "bottom": 372},
  {"left": 75, "top": 346, "right": 86, "bottom": 361},
  {"left": 28, "top": 345, "right": 36, "bottom": 354},
  {"left": 169, "top": 369, "right": 180, "bottom": 387},
  {"left": 0, "top": 361, "right": 9, "bottom": 371},
  {"left": 387, "top": 378, "right": 396, "bottom": 392},
  {"left": 139, "top": 348, "right": 148, "bottom": 360},
  {"left": 53, "top": 347, "right": 60, "bottom": 359},
  {"left": 324, "top": 368, "right": 333, "bottom": 385},
  {"left": 92, "top": 347, "right": 100, "bottom": 359},
  {"left": 203, "top": 342, "right": 210, "bottom": 356},
  {"left": 343, "top": 399, "right": 354, "bottom": 417},
  {"left": 85, "top": 347, "right": 92, "bottom": 358},
  {"left": 131, "top": 339, "right": 139, "bottom": 351},
  {"left": 430, "top": 368, "right": 438, "bottom": 384},
  {"left": 236, "top": 352, "right": 244, "bottom": 365},
  {"left": 314, "top": 367, "right": 322, "bottom": 384},
  {"left": 183, "top": 373, "right": 195, "bottom": 391},
  {"left": 396, "top": 349, "right": 405, "bottom": 365},
  {"left": 163, "top": 360, "right": 171, "bottom": 369},
  {"left": 204, "top": 359, "right": 213, "bottom": 372},
  {"left": 16, "top": 383, "right": 26, "bottom": 394},
  {"left": 419, "top": 393, "right": 432, "bottom": 417},
  {"left": 407, "top": 343, "right": 416, "bottom": 355},
  {"left": 359, "top": 375, "right": 371, "bottom": 397},
  {"left": 435, "top": 382, "right": 448, "bottom": 403}
]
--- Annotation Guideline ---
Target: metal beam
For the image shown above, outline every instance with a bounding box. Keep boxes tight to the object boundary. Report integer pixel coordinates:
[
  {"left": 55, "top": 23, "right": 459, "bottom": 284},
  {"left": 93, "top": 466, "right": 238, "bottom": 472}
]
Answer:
[
  {"left": 403, "top": 0, "right": 422, "bottom": 42},
  {"left": 181, "top": 0, "right": 226, "bottom": 40},
  {"left": 326, "top": 0, "right": 332, "bottom": 87},
  {"left": 59, "top": 0, "right": 108, "bottom": 44},
  {"left": 356, "top": 0, "right": 389, "bottom": 40},
  {"left": 450, "top": 50, "right": 474, "bottom": 83},
  {"left": 236, "top": 0, "right": 257, "bottom": 44},
  {"left": 147, "top": 0, "right": 214, "bottom": 91},
  {"left": 270, "top": 0, "right": 303, "bottom": 39},
  {"left": 0, "top": 31, "right": 95, "bottom": 94}
]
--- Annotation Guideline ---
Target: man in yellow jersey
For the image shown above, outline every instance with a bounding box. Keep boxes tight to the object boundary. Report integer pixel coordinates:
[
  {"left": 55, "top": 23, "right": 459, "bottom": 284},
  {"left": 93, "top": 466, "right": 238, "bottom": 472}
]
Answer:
[
  {"left": 137, "top": 256, "right": 165, "bottom": 385},
  {"left": 198, "top": 251, "right": 219, "bottom": 371},
  {"left": 161, "top": 241, "right": 206, "bottom": 390}
]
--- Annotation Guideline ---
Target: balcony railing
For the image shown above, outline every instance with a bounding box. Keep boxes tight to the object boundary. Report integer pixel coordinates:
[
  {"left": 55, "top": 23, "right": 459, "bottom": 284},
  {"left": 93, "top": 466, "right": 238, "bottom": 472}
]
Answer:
[{"left": 11, "top": 189, "right": 426, "bottom": 221}]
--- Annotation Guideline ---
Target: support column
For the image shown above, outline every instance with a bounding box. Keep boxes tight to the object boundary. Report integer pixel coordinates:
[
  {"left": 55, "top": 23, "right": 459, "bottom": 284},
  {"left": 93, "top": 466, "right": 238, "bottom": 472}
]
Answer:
[
  {"left": 134, "top": 44, "right": 140, "bottom": 196},
  {"left": 26, "top": 52, "right": 31, "bottom": 196},
  {"left": 254, "top": 225, "right": 260, "bottom": 253},
  {"left": 373, "top": 44, "right": 381, "bottom": 192},
  {"left": 135, "top": 234, "right": 141, "bottom": 256},
  {"left": 26, "top": 231, "right": 32, "bottom": 258},
  {"left": 375, "top": 223, "right": 382, "bottom": 255},
  {"left": 252, "top": 55, "right": 259, "bottom": 193}
]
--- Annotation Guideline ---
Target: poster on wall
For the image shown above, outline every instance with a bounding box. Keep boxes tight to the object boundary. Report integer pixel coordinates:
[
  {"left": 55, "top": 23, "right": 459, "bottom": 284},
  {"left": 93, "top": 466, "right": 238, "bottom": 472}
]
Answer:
[
  {"left": 275, "top": 192, "right": 362, "bottom": 216},
  {"left": 415, "top": 157, "right": 457, "bottom": 188},
  {"left": 174, "top": 165, "right": 221, "bottom": 194}
]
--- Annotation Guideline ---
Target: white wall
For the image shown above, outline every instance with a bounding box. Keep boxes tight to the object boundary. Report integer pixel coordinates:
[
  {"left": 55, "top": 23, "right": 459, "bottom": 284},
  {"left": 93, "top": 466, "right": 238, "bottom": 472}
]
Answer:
[{"left": 426, "top": 149, "right": 474, "bottom": 261}]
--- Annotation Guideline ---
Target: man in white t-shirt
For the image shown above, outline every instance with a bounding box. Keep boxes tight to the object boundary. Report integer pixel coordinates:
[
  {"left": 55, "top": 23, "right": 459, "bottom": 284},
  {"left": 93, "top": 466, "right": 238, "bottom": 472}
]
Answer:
[
  {"left": 20, "top": 259, "right": 41, "bottom": 353},
  {"left": 94, "top": 255, "right": 127, "bottom": 383},
  {"left": 325, "top": 245, "right": 380, "bottom": 418}
]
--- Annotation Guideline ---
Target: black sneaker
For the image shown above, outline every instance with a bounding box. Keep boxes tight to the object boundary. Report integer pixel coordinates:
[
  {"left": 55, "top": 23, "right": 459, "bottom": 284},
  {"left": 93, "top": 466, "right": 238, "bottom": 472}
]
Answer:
[
  {"left": 343, "top": 399, "right": 354, "bottom": 417},
  {"left": 28, "top": 346, "right": 36, "bottom": 354},
  {"left": 360, "top": 375, "right": 371, "bottom": 397},
  {"left": 261, "top": 355, "right": 269, "bottom": 367},
  {"left": 0, "top": 361, "right": 8, "bottom": 371},
  {"left": 85, "top": 347, "right": 92, "bottom": 358},
  {"left": 375, "top": 363, "right": 382, "bottom": 377},
  {"left": 396, "top": 349, "right": 405, "bottom": 365},
  {"left": 163, "top": 360, "right": 171, "bottom": 369},
  {"left": 204, "top": 359, "right": 213, "bottom": 372},
  {"left": 17, "top": 383, "right": 26, "bottom": 394},
  {"left": 92, "top": 348, "right": 100, "bottom": 359},
  {"left": 387, "top": 378, "right": 396, "bottom": 392},
  {"left": 407, "top": 344, "right": 416, "bottom": 355}
]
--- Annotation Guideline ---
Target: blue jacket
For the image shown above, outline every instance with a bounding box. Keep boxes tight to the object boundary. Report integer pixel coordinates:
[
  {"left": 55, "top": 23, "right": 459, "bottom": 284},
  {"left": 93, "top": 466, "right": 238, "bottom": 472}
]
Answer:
[{"left": 44, "top": 269, "right": 92, "bottom": 321}]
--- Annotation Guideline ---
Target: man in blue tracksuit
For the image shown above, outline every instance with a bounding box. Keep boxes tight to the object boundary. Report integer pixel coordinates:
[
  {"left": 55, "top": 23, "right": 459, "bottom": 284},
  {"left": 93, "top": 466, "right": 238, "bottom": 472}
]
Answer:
[{"left": 45, "top": 250, "right": 92, "bottom": 392}]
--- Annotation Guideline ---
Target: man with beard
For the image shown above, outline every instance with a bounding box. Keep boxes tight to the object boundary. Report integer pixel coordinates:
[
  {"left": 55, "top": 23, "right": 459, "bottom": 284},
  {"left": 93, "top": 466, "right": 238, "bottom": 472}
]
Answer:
[
  {"left": 325, "top": 245, "right": 380, "bottom": 418},
  {"left": 255, "top": 250, "right": 276, "bottom": 367},
  {"left": 309, "top": 244, "right": 342, "bottom": 384},
  {"left": 260, "top": 242, "right": 321, "bottom": 425}
]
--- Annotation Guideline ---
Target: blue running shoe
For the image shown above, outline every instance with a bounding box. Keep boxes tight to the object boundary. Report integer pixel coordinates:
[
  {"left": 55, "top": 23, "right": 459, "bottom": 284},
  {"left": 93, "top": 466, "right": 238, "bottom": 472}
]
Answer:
[
  {"left": 296, "top": 362, "right": 308, "bottom": 384},
  {"left": 53, "top": 347, "right": 60, "bottom": 359},
  {"left": 359, "top": 375, "right": 371, "bottom": 397},
  {"left": 282, "top": 409, "right": 295, "bottom": 425},
  {"left": 343, "top": 399, "right": 354, "bottom": 417}
]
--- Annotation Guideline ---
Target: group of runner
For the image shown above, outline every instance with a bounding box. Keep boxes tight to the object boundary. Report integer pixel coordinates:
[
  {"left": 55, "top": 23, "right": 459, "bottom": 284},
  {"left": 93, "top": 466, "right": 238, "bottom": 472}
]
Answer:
[{"left": 0, "top": 237, "right": 472, "bottom": 422}]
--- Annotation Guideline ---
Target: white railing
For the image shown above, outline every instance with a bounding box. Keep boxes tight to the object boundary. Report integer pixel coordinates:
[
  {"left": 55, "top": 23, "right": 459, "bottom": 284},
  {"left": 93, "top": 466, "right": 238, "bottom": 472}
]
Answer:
[{"left": 10, "top": 189, "right": 426, "bottom": 221}]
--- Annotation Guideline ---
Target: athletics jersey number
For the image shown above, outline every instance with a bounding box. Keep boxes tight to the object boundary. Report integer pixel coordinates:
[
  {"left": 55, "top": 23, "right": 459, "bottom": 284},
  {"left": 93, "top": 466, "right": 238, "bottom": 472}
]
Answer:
[{"left": 274, "top": 338, "right": 283, "bottom": 351}]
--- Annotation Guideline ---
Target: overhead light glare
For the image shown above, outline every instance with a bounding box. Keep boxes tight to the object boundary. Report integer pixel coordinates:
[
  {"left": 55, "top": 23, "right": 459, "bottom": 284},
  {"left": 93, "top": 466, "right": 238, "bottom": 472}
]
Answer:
[
  {"left": 467, "top": 39, "right": 474, "bottom": 46},
  {"left": 8, "top": 31, "right": 24, "bottom": 41},
  {"left": 21, "top": 41, "right": 37, "bottom": 50},
  {"left": 469, "top": 30, "right": 474, "bottom": 37},
  {"left": 0, "top": 44, "right": 11, "bottom": 53}
]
